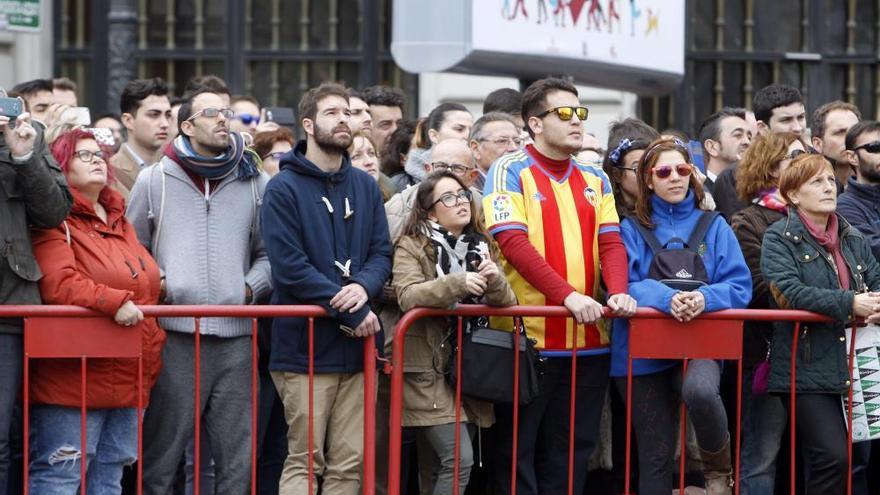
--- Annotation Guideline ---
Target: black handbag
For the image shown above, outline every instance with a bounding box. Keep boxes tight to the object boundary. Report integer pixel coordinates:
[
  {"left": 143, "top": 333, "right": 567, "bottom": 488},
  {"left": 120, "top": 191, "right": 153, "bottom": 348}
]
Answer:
[{"left": 445, "top": 318, "right": 541, "bottom": 405}]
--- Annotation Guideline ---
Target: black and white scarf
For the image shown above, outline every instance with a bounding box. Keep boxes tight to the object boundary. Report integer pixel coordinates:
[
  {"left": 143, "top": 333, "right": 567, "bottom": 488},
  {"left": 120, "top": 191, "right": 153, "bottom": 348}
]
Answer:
[
  {"left": 427, "top": 221, "right": 491, "bottom": 356},
  {"left": 426, "top": 221, "right": 489, "bottom": 279}
]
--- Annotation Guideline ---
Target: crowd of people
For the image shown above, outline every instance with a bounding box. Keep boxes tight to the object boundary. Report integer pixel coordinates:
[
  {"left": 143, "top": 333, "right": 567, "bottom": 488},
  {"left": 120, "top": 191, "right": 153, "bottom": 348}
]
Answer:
[{"left": 0, "top": 72, "right": 879, "bottom": 495}]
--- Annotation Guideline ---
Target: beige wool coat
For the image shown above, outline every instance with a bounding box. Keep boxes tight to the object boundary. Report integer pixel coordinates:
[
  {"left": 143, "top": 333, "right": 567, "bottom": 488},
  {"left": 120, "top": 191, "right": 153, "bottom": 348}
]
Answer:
[{"left": 392, "top": 234, "right": 517, "bottom": 428}]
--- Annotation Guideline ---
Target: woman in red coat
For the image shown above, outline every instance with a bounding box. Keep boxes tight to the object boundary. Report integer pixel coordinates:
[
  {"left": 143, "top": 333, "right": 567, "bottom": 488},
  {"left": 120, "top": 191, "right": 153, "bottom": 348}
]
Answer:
[{"left": 28, "top": 128, "right": 165, "bottom": 494}]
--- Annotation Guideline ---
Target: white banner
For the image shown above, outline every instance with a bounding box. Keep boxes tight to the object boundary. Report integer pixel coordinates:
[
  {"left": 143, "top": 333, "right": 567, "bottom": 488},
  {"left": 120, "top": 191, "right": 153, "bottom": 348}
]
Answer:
[{"left": 471, "top": 0, "right": 684, "bottom": 75}]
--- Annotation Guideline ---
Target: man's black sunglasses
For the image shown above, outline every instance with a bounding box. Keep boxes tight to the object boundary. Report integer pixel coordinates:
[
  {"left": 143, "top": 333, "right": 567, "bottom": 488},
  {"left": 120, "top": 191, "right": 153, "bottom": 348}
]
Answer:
[{"left": 852, "top": 141, "right": 880, "bottom": 154}]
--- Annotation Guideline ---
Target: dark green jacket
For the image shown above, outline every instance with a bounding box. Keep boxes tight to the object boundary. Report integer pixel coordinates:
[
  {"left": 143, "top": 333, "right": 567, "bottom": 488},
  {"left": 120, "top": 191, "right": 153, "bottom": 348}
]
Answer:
[
  {"left": 761, "top": 209, "right": 880, "bottom": 394},
  {"left": 0, "top": 125, "right": 72, "bottom": 334}
]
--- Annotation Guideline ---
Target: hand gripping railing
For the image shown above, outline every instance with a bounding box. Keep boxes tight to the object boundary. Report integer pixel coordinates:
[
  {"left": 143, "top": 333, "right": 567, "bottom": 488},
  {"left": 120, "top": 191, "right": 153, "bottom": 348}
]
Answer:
[
  {"left": 386, "top": 305, "right": 859, "bottom": 495},
  {"left": 1, "top": 305, "right": 379, "bottom": 495}
]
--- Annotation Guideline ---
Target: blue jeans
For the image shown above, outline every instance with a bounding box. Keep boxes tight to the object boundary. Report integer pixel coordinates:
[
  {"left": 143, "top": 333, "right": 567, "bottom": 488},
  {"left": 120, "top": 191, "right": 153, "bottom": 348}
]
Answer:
[
  {"left": 28, "top": 405, "right": 138, "bottom": 495},
  {"left": 739, "top": 372, "right": 786, "bottom": 495},
  {"left": 0, "top": 334, "right": 22, "bottom": 493}
]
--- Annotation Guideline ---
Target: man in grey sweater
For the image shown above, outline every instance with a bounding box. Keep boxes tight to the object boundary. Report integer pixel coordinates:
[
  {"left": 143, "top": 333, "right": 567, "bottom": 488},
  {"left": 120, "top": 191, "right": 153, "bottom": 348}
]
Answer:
[{"left": 127, "top": 89, "right": 271, "bottom": 495}]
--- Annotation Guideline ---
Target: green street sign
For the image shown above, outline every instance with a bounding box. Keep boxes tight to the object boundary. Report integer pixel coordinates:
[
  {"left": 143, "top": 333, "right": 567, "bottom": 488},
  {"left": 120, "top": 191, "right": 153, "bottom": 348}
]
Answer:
[{"left": 0, "top": 0, "right": 41, "bottom": 32}]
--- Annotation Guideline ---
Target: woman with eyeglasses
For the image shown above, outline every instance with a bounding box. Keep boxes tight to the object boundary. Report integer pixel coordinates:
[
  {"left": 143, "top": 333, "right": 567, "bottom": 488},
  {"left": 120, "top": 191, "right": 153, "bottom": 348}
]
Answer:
[
  {"left": 27, "top": 128, "right": 166, "bottom": 494},
  {"left": 392, "top": 171, "right": 516, "bottom": 495},
  {"left": 399, "top": 103, "right": 474, "bottom": 188},
  {"left": 760, "top": 154, "right": 880, "bottom": 495},
  {"left": 602, "top": 118, "right": 661, "bottom": 219},
  {"left": 252, "top": 126, "right": 294, "bottom": 177},
  {"left": 348, "top": 130, "right": 396, "bottom": 201},
  {"left": 728, "top": 131, "right": 808, "bottom": 493},
  {"left": 611, "top": 138, "right": 751, "bottom": 495}
]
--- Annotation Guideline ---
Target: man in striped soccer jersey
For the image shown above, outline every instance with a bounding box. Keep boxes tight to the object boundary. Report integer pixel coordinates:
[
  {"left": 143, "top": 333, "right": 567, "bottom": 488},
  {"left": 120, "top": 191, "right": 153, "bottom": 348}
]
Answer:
[{"left": 483, "top": 77, "right": 636, "bottom": 495}]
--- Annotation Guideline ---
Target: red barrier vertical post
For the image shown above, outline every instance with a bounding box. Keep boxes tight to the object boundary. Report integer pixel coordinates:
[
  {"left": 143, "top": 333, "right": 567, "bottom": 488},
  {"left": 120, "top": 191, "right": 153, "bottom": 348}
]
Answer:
[
  {"left": 251, "top": 318, "right": 259, "bottom": 495},
  {"left": 362, "top": 334, "right": 377, "bottom": 495},
  {"left": 510, "top": 317, "right": 522, "bottom": 495},
  {"left": 81, "top": 356, "right": 87, "bottom": 494},
  {"left": 137, "top": 353, "right": 144, "bottom": 495},
  {"left": 387, "top": 313, "right": 406, "bottom": 495},
  {"left": 23, "top": 349, "right": 29, "bottom": 494},
  {"left": 567, "top": 336, "right": 577, "bottom": 495},
  {"left": 308, "top": 317, "right": 315, "bottom": 495},
  {"left": 194, "top": 319, "right": 201, "bottom": 495},
  {"left": 452, "top": 317, "right": 464, "bottom": 495},
  {"left": 624, "top": 355, "right": 633, "bottom": 495},
  {"left": 789, "top": 322, "right": 799, "bottom": 495},
  {"left": 678, "top": 359, "right": 688, "bottom": 493},
  {"left": 846, "top": 323, "right": 857, "bottom": 495},
  {"left": 734, "top": 358, "right": 742, "bottom": 495}
]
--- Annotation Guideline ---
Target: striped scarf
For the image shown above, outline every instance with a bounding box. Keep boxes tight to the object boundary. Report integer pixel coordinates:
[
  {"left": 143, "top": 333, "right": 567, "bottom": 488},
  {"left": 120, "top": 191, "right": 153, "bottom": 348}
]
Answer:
[
  {"left": 165, "top": 132, "right": 260, "bottom": 181},
  {"left": 754, "top": 188, "right": 787, "bottom": 213}
]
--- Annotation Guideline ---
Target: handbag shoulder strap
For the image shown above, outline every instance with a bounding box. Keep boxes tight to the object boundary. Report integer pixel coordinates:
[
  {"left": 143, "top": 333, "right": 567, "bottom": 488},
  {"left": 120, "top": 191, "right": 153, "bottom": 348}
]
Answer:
[{"left": 686, "top": 211, "right": 720, "bottom": 249}]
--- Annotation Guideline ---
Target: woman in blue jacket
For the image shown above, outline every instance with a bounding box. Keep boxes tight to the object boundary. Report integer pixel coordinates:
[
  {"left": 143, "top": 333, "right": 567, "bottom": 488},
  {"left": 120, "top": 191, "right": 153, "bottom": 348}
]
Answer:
[{"left": 611, "top": 138, "right": 752, "bottom": 495}]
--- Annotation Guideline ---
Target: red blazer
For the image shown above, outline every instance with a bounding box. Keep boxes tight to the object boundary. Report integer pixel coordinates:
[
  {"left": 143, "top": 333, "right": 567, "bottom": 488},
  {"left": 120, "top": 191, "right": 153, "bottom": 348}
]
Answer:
[{"left": 30, "top": 186, "right": 166, "bottom": 408}]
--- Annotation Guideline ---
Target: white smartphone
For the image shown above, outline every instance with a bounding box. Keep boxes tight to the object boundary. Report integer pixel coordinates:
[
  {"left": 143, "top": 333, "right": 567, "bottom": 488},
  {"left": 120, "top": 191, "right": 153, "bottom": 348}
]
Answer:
[{"left": 62, "top": 106, "right": 91, "bottom": 126}]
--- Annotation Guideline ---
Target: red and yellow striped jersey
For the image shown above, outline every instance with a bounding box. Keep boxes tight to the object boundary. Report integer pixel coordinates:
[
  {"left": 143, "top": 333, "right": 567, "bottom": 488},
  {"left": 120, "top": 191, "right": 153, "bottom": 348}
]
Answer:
[{"left": 483, "top": 147, "right": 620, "bottom": 350}]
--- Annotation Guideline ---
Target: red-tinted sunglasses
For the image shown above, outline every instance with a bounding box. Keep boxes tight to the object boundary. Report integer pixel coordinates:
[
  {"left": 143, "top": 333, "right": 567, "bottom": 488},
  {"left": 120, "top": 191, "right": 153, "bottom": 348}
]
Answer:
[{"left": 651, "top": 163, "right": 693, "bottom": 179}]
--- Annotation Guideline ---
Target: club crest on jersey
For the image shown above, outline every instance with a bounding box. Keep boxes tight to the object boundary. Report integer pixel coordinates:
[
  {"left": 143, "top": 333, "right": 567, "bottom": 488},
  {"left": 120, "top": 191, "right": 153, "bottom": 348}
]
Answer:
[
  {"left": 532, "top": 191, "right": 547, "bottom": 202},
  {"left": 583, "top": 186, "right": 597, "bottom": 206},
  {"left": 492, "top": 194, "right": 512, "bottom": 222}
]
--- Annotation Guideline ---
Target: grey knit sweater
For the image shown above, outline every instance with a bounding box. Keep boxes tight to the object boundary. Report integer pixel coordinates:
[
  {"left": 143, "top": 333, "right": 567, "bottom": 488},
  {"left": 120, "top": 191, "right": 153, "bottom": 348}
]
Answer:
[{"left": 126, "top": 156, "right": 272, "bottom": 337}]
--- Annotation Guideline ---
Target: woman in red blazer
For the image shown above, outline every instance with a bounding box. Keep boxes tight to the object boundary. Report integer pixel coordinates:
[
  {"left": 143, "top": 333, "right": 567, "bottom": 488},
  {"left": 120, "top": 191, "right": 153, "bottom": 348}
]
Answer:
[{"left": 28, "top": 128, "right": 165, "bottom": 494}]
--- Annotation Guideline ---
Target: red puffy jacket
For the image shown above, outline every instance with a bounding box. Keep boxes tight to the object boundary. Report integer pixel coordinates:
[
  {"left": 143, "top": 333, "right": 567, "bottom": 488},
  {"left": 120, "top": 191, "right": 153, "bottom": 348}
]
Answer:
[{"left": 30, "top": 186, "right": 166, "bottom": 408}]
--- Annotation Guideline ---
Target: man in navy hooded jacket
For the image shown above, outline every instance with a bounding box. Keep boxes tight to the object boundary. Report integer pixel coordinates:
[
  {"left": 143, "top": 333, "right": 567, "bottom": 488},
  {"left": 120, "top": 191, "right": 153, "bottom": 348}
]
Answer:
[{"left": 261, "top": 82, "right": 391, "bottom": 495}]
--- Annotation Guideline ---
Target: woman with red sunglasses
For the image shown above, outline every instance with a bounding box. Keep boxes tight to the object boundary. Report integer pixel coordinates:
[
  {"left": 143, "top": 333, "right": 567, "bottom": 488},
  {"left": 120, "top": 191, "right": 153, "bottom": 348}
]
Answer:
[{"left": 610, "top": 138, "right": 752, "bottom": 495}]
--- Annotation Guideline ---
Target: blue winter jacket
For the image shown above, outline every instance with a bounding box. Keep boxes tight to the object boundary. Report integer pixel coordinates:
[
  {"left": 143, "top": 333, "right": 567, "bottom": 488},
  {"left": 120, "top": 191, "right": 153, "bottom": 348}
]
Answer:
[
  {"left": 610, "top": 192, "right": 752, "bottom": 377},
  {"left": 261, "top": 140, "right": 392, "bottom": 373},
  {"left": 837, "top": 177, "right": 880, "bottom": 262}
]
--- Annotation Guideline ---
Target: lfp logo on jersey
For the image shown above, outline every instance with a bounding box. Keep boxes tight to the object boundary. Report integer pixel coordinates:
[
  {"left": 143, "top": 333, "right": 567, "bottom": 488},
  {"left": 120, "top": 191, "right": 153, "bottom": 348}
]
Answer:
[{"left": 493, "top": 194, "right": 513, "bottom": 222}]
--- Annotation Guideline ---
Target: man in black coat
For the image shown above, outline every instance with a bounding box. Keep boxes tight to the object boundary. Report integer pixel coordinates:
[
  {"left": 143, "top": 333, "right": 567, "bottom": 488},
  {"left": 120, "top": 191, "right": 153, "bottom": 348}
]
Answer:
[
  {"left": 0, "top": 91, "right": 72, "bottom": 491},
  {"left": 838, "top": 119, "right": 880, "bottom": 495}
]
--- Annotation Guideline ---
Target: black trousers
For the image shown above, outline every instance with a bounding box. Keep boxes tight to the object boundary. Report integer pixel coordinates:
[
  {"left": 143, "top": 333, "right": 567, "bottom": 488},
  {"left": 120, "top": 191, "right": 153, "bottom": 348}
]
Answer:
[
  {"left": 492, "top": 354, "right": 609, "bottom": 495},
  {"left": 788, "top": 393, "right": 849, "bottom": 495}
]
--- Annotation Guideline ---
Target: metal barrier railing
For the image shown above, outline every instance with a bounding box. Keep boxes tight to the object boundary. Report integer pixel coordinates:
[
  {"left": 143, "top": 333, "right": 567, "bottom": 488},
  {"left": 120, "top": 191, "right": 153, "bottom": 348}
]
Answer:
[
  {"left": 387, "top": 305, "right": 857, "bottom": 495},
  {"left": 3, "top": 304, "right": 862, "bottom": 494},
  {"left": 1, "top": 305, "right": 379, "bottom": 495}
]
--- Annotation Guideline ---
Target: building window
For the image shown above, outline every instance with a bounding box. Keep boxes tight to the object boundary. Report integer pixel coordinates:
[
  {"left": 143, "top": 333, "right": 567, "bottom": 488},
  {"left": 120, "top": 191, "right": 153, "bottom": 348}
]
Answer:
[
  {"left": 641, "top": 0, "right": 879, "bottom": 135},
  {"left": 55, "top": 0, "right": 418, "bottom": 116}
]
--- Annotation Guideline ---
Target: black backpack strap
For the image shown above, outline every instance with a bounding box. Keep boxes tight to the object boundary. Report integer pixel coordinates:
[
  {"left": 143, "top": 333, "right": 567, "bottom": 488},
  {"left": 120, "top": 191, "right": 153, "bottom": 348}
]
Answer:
[
  {"left": 632, "top": 220, "right": 665, "bottom": 254},
  {"left": 686, "top": 211, "right": 720, "bottom": 249}
]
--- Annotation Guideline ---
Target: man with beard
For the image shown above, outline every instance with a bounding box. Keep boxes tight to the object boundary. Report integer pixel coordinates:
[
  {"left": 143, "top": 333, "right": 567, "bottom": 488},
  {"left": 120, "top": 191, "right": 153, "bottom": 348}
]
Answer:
[
  {"left": 127, "top": 89, "right": 272, "bottom": 494},
  {"left": 698, "top": 107, "right": 751, "bottom": 194},
  {"left": 261, "top": 82, "right": 391, "bottom": 495},
  {"left": 841, "top": 120, "right": 880, "bottom": 261},
  {"left": 363, "top": 85, "right": 405, "bottom": 157},
  {"left": 837, "top": 119, "right": 880, "bottom": 495}
]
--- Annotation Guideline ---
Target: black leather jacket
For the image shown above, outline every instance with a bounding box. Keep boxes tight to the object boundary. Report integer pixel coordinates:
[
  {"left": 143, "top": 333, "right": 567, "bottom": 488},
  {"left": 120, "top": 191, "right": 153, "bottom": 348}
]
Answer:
[{"left": 0, "top": 125, "right": 72, "bottom": 333}]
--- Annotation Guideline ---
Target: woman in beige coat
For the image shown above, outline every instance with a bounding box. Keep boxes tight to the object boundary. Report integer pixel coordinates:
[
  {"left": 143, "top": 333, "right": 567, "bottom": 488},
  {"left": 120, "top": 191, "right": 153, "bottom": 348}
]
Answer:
[{"left": 393, "top": 171, "right": 516, "bottom": 494}]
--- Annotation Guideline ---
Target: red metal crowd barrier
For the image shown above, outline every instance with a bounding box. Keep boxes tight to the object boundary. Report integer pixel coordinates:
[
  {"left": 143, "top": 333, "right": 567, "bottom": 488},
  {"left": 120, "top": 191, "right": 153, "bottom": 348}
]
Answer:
[
  {"left": 387, "top": 305, "right": 858, "bottom": 495},
  {"left": 0, "top": 305, "right": 379, "bottom": 495}
]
